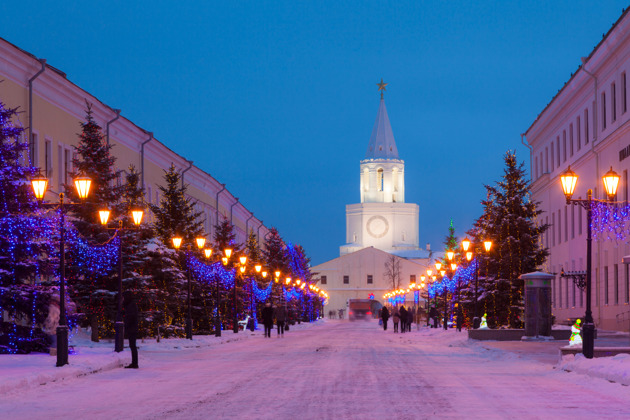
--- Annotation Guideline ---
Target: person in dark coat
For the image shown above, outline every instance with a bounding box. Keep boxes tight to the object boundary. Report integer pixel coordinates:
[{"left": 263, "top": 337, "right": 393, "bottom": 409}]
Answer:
[
  {"left": 381, "top": 306, "right": 390, "bottom": 331},
  {"left": 399, "top": 306, "right": 408, "bottom": 333},
  {"left": 261, "top": 302, "right": 274, "bottom": 338},
  {"left": 407, "top": 307, "right": 415, "bottom": 332},
  {"left": 392, "top": 308, "right": 400, "bottom": 333},
  {"left": 274, "top": 305, "right": 287, "bottom": 336},
  {"left": 123, "top": 291, "right": 139, "bottom": 369},
  {"left": 429, "top": 305, "right": 439, "bottom": 328}
]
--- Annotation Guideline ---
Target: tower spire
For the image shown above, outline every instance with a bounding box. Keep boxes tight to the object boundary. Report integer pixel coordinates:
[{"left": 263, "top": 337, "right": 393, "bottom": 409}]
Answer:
[{"left": 377, "top": 78, "right": 388, "bottom": 100}]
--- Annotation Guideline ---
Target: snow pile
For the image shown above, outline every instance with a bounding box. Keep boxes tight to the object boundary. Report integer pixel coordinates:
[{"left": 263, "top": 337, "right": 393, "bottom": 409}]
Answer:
[{"left": 557, "top": 353, "right": 630, "bottom": 386}]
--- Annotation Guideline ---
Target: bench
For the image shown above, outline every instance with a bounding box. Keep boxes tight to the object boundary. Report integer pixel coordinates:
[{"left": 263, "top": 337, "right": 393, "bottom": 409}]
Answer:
[{"left": 237, "top": 315, "right": 250, "bottom": 331}]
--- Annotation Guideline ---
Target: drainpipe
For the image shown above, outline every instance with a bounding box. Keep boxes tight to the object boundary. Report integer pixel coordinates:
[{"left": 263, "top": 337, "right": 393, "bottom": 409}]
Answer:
[
  {"left": 215, "top": 184, "right": 226, "bottom": 227},
  {"left": 245, "top": 212, "right": 254, "bottom": 238},
  {"left": 140, "top": 132, "right": 154, "bottom": 190},
  {"left": 257, "top": 221, "right": 263, "bottom": 243},
  {"left": 230, "top": 198, "right": 239, "bottom": 226},
  {"left": 520, "top": 134, "right": 533, "bottom": 178},
  {"left": 181, "top": 160, "right": 193, "bottom": 188},
  {"left": 106, "top": 109, "right": 121, "bottom": 146},
  {"left": 28, "top": 59, "right": 46, "bottom": 164},
  {"left": 581, "top": 57, "right": 602, "bottom": 325}
]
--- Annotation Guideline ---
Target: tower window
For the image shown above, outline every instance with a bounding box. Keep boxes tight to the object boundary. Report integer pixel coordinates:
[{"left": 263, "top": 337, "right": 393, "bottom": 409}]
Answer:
[
  {"left": 343, "top": 275, "right": 349, "bottom": 284},
  {"left": 367, "top": 275, "right": 373, "bottom": 284},
  {"left": 321, "top": 275, "right": 327, "bottom": 285},
  {"left": 377, "top": 168, "right": 384, "bottom": 191}
]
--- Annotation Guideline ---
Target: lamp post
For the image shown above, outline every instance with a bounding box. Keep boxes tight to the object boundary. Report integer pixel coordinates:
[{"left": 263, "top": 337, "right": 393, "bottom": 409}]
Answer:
[
  {"left": 560, "top": 165, "right": 620, "bottom": 359},
  {"left": 98, "top": 207, "right": 144, "bottom": 352},
  {"left": 461, "top": 238, "right": 492, "bottom": 328},
  {"left": 30, "top": 171, "right": 92, "bottom": 367},
  {"left": 218, "top": 248, "right": 232, "bottom": 336},
  {"left": 172, "top": 235, "right": 207, "bottom": 340},
  {"left": 202, "top": 247, "right": 221, "bottom": 337},
  {"left": 233, "top": 255, "right": 248, "bottom": 333}
]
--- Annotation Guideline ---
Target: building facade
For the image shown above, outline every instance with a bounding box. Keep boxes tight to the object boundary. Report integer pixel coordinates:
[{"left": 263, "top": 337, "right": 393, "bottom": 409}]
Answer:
[
  {"left": 0, "top": 37, "right": 268, "bottom": 246},
  {"left": 313, "top": 87, "right": 433, "bottom": 314},
  {"left": 524, "top": 9, "right": 630, "bottom": 331}
]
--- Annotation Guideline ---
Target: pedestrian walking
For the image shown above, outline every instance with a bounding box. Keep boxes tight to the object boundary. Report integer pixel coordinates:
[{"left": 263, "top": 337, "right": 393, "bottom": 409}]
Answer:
[
  {"left": 381, "top": 306, "right": 390, "bottom": 331},
  {"left": 123, "top": 291, "right": 139, "bottom": 369},
  {"left": 407, "top": 307, "right": 414, "bottom": 332},
  {"left": 393, "top": 308, "right": 400, "bottom": 333},
  {"left": 429, "top": 305, "right": 438, "bottom": 329},
  {"left": 262, "top": 302, "right": 274, "bottom": 338},
  {"left": 275, "top": 305, "right": 287, "bottom": 336},
  {"left": 399, "top": 306, "right": 408, "bottom": 333}
]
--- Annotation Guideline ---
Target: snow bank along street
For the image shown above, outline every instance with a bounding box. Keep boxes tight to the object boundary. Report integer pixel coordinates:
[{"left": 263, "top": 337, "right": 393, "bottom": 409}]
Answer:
[{"left": 1, "top": 320, "right": 630, "bottom": 419}]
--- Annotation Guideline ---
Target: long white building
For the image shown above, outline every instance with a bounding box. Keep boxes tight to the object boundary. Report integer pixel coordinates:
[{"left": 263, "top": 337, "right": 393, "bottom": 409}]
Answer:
[{"left": 524, "top": 9, "right": 630, "bottom": 331}]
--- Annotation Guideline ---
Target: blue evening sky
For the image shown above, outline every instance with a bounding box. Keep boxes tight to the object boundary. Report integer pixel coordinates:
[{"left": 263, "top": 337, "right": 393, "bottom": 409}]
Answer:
[{"left": 1, "top": 1, "right": 628, "bottom": 264}]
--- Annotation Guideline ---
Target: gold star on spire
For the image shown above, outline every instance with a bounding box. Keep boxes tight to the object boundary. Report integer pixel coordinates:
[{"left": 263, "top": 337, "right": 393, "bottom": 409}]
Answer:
[{"left": 377, "top": 78, "right": 388, "bottom": 99}]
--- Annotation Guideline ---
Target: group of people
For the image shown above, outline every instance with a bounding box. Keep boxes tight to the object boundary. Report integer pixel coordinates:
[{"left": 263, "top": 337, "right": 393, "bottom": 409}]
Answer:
[
  {"left": 261, "top": 302, "right": 289, "bottom": 337},
  {"left": 380, "top": 305, "right": 415, "bottom": 333}
]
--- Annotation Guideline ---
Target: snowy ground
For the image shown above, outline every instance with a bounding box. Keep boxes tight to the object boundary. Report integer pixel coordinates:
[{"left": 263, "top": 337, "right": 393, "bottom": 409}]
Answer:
[{"left": 1, "top": 320, "right": 630, "bottom": 419}]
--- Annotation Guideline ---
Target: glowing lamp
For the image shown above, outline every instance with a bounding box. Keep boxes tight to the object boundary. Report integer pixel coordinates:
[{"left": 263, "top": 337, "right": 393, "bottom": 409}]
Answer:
[
  {"left": 172, "top": 236, "right": 183, "bottom": 249},
  {"left": 420, "top": 275, "right": 426, "bottom": 282},
  {"left": 131, "top": 209, "right": 144, "bottom": 226},
  {"left": 440, "top": 270, "right": 446, "bottom": 277},
  {"left": 286, "top": 277, "right": 291, "bottom": 285},
  {"left": 196, "top": 237, "right": 206, "bottom": 249},
  {"left": 99, "top": 209, "right": 110, "bottom": 225},
  {"left": 603, "top": 166, "right": 620, "bottom": 200},
  {"left": 462, "top": 238, "right": 471, "bottom": 252},
  {"left": 484, "top": 241, "right": 492, "bottom": 253},
  {"left": 466, "top": 251, "right": 473, "bottom": 261},
  {"left": 222, "top": 257, "right": 228, "bottom": 265},
  {"left": 262, "top": 271, "right": 268, "bottom": 278},
  {"left": 224, "top": 248, "right": 233, "bottom": 258},
  {"left": 239, "top": 266, "right": 246, "bottom": 273},
  {"left": 239, "top": 256, "right": 247, "bottom": 265},
  {"left": 446, "top": 251, "right": 454, "bottom": 261},
  {"left": 74, "top": 176, "right": 92, "bottom": 199},
  {"left": 560, "top": 166, "right": 578, "bottom": 201},
  {"left": 31, "top": 171, "right": 48, "bottom": 200},
  {"left": 274, "top": 271, "right": 281, "bottom": 278},
  {"left": 427, "top": 269, "right": 433, "bottom": 277},
  {"left": 204, "top": 248, "right": 213, "bottom": 259},
  {"left": 255, "top": 264, "right": 262, "bottom": 273},
  {"left": 435, "top": 262, "right": 442, "bottom": 271},
  {"left": 451, "top": 263, "right": 457, "bottom": 271}
]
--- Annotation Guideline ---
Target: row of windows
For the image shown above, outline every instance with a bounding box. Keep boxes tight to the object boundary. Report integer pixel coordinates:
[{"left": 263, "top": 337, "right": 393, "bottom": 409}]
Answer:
[
  {"left": 321, "top": 274, "right": 418, "bottom": 285},
  {"left": 534, "top": 72, "right": 629, "bottom": 180},
  {"left": 362, "top": 168, "right": 400, "bottom": 192},
  {"left": 553, "top": 264, "right": 630, "bottom": 309}
]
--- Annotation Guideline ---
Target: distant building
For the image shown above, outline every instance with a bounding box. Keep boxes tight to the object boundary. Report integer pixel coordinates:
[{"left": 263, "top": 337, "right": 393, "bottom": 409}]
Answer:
[
  {"left": 524, "top": 9, "right": 630, "bottom": 331},
  {"left": 313, "top": 85, "right": 436, "bottom": 313}
]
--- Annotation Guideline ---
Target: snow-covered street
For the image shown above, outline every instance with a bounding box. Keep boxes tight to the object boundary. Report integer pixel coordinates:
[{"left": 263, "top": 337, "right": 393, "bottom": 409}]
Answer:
[{"left": 2, "top": 320, "right": 630, "bottom": 419}]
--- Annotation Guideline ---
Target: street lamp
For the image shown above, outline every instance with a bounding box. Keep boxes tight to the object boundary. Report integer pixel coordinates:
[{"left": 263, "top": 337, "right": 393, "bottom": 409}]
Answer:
[
  {"left": 172, "top": 235, "right": 206, "bottom": 339},
  {"left": 461, "top": 237, "right": 492, "bottom": 328},
  {"left": 233, "top": 255, "right": 248, "bottom": 333},
  {"left": 560, "top": 165, "right": 620, "bottom": 359},
  {"left": 30, "top": 171, "right": 92, "bottom": 367},
  {"left": 98, "top": 206, "right": 144, "bottom": 352}
]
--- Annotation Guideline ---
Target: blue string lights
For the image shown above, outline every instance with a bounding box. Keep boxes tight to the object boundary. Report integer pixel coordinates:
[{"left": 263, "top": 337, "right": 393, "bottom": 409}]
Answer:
[{"left": 591, "top": 201, "right": 630, "bottom": 242}]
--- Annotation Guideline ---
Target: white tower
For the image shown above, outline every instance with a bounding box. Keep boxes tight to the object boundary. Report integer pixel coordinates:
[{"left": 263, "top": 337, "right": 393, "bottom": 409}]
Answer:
[{"left": 340, "top": 81, "right": 421, "bottom": 256}]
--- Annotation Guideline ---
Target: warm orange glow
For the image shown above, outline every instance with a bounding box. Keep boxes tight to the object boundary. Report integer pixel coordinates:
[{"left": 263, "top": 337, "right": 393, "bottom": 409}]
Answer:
[
  {"left": 286, "top": 277, "right": 291, "bottom": 285},
  {"left": 440, "top": 270, "right": 446, "bottom": 277},
  {"left": 427, "top": 269, "right": 433, "bottom": 277},
  {"left": 450, "top": 263, "right": 457, "bottom": 271},
  {"left": 274, "top": 271, "right": 281, "bottom": 278},
  {"left": 204, "top": 248, "right": 213, "bottom": 259},
  {"left": 262, "top": 271, "right": 268, "bottom": 278},
  {"left": 196, "top": 237, "right": 206, "bottom": 249},
  {"left": 466, "top": 251, "right": 473, "bottom": 261},
  {"left": 603, "top": 166, "right": 620, "bottom": 199},
  {"left": 74, "top": 176, "right": 92, "bottom": 199},
  {"left": 172, "top": 237, "right": 183, "bottom": 249},
  {"left": 296, "top": 279, "right": 301, "bottom": 285},
  {"left": 435, "top": 262, "right": 442, "bottom": 271},
  {"left": 98, "top": 209, "right": 110, "bottom": 225},
  {"left": 255, "top": 264, "right": 262, "bottom": 273},
  {"left": 239, "top": 266, "right": 246, "bottom": 273},
  {"left": 31, "top": 172, "right": 48, "bottom": 200},
  {"left": 131, "top": 209, "right": 143, "bottom": 226},
  {"left": 300, "top": 283, "right": 306, "bottom": 289},
  {"left": 560, "top": 166, "right": 578, "bottom": 200},
  {"left": 462, "top": 238, "right": 471, "bottom": 252},
  {"left": 222, "top": 257, "right": 228, "bottom": 265},
  {"left": 446, "top": 251, "right": 454, "bottom": 261},
  {"left": 484, "top": 240, "right": 492, "bottom": 253},
  {"left": 239, "top": 256, "right": 247, "bottom": 265},
  {"left": 420, "top": 275, "right": 426, "bottom": 282},
  {"left": 224, "top": 248, "right": 233, "bottom": 258}
]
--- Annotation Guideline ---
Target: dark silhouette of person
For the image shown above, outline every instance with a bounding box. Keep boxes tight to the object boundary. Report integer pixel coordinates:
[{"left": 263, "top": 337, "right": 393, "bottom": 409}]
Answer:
[
  {"left": 274, "top": 306, "right": 287, "bottom": 336},
  {"left": 393, "top": 308, "right": 400, "bottom": 333},
  {"left": 429, "top": 305, "right": 439, "bottom": 328},
  {"left": 262, "top": 302, "right": 274, "bottom": 338},
  {"left": 399, "top": 306, "right": 408, "bottom": 333},
  {"left": 381, "top": 306, "right": 390, "bottom": 331},
  {"left": 123, "top": 291, "right": 139, "bottom": 369}
]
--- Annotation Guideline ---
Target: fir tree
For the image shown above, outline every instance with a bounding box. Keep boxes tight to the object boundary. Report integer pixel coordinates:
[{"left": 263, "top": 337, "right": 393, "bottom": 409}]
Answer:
[
  {"left": 244, "top": 230, "right": 261, "bottom": 264},
  {"left": 470, "top": 151, "right": 549, "bottom": 327},
  {"left": 150, "top": 164, "right": 203, "bottom": 246},
  {"left": 213, "top": 217, "right": 241, "bottom": 256},
  {"left": 262, "top": 227, "right": 288, "bottom": 273}
]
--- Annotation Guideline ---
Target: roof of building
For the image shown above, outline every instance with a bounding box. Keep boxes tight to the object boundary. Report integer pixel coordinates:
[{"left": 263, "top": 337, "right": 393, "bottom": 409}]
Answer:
[{"left": 365, "top": 97, "right": 400, "bottom": 160}]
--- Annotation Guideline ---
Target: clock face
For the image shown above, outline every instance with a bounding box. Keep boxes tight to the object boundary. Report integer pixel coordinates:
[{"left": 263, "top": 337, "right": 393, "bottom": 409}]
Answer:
[{"left": 366, "top": 215, "right": 389, "bottom": 238}]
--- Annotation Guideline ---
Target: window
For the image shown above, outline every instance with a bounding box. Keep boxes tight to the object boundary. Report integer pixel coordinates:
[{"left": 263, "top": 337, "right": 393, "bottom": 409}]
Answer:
[
  {"left": 552, "top": 212, "right": 555, "bottom": 246},
  {"left": 410, "top": 275, "right": 416, "bottom": 284},
  {"left": 57, "top": 145, "right": 63, "bottom": 191},
  {"left": 558, "top": 272, "right": 562, "bottom": 307},
  {"left": 615, "top": 264, "right": 619, "bottom": 305},
  {"left": 602, "top": 92, "right": 607, "bottom": 130},
  {"left": 377, "top": 168, "right": 384, "bottom": 192},
  {"left": 367, "top": 275, "right": 373, "bottom": 284},
  {"left": 610, "top": 82, "right": 617, "bottom": 122},
  {"left": 623, "top": 72, "right": 627, "bottom": 113},
  {"left": 604, "top": 266, "right": 609, "bottom": 305},
  {"left": 539, "top": 152, "right": 543, "bottom": 176},
  {"left": 564, "top": 206, "right": 568, "bottom": 242},
  {"left": 545, "top": 216, "right": 549, "bottom": 248},
  {"left": 550, "top": 142, "right": 554, "bottom": 171},
  {"left": 392, "top": 168, "right": 398, "bottom": 192},
  {"left": 569, "top": 124, "right": 574, "bottom": 156},
  {"left": 562, "top": 133, "right": 566, "bottom": 162},
  {"left": 30, "top": 132, "right": 38, "bottom": 166},
  {"left": 343, "top": 275, "right": 349, "bottom": 284},
  {"left": 624, "top": 170, "right": 628, "bottom": 202},
  {"left": 45, "top": 139, "right": 53, "bottom": 179},
  {"left": 571, "top": 205, "right": 575, "bottom": 239},
  {"left": 625, "top": 265, "right": 629, "bottom": 304},
  {"left": 363, "top": 168, "right": 369, "bottom": 191},
  {"left": 534, "top": 156, "right": 538, "bottom": 179},
  {"left": 578, "top": 201, "right": 583, "bottom": 235},
  {"left": 556, "top": 138, "right": 560, "bottom": 167},
  {"left": 545, "top": 147, "right": 549, "bottom": 173},
  {"left": 585, "top": 109, "right": 589, "bottom": 144},
  {"left": 565, "top": 277, "right": 569, "bottom": 308},
  {"left": 64, "top": 149, "right": 71, "bottom": 186},
  {"left": 558, "top": 209, "right": 561, "bottom": 244},
  {"left": 321, "top": 275, "right": 327, "bottom": 285},
  {"left": 577, "top": 116, "right": 581, "bottom": 151}
]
